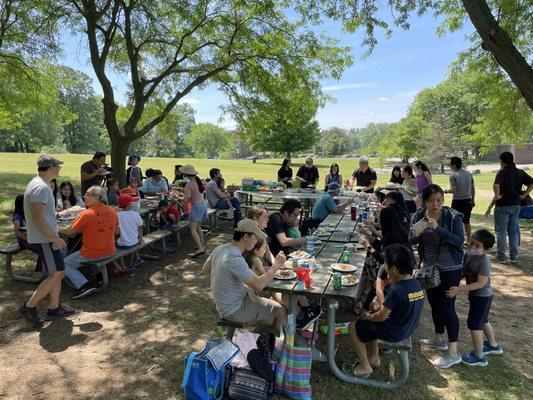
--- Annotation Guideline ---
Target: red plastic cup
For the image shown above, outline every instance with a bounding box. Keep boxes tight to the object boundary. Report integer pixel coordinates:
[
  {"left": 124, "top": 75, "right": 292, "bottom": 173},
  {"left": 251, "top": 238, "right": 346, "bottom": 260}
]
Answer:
[{"left": 350, "top": 205, "right": 357, "bottom": 221}]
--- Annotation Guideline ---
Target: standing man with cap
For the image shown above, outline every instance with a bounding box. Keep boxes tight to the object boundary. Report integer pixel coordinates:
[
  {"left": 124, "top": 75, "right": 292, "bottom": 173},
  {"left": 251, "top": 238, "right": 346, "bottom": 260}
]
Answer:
[
  {"left": 350, "top": 156, "right": 377, "bottom": 193},
  {"left": 20, "top": 155, "right": 74, "bottom": 328},
  {"left": 445, "top": 157, "right": 475, "bottom": 245},
  {"left": 202, "top": 219, "right": 287, "bottom": 334},
  {"left": 491, "top": 152, "right": 533, "bottom": 262},
  {"left": 80, "top": 152, "right": 107, "bottom": 196}
]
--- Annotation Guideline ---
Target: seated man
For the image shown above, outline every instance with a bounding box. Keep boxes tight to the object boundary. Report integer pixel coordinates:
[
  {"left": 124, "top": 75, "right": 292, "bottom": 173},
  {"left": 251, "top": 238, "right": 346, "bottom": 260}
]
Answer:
[
  {"left": 60, "top": 186, "right": 119, "bottom": 299},
  {"left": 141, "top": 169, "right": 168, "bottom": 195},
  {"left": 202, "top": 219, "right": 287, "bottom": 334},
  {"left": 265, "top": 199, "right": 306, "bottom": 255},
  {"left": 205, "top": 168, "right": 242, "bottom": 226},
  {"left": 302, "top": 182, "right": 353, "bottom": 232},
  {"left": 348, "top": 244, "right": 424, "bottom": 377}
]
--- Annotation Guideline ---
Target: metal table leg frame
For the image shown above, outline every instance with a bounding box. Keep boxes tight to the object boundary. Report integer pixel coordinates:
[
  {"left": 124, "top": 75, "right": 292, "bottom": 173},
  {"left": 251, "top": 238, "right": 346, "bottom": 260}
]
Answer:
[
  {"left": 4, "top": 254, "right": 46, "bottom": 283},
  {"left": 327, "top": 300, "right": 410, "bottom": 390}
]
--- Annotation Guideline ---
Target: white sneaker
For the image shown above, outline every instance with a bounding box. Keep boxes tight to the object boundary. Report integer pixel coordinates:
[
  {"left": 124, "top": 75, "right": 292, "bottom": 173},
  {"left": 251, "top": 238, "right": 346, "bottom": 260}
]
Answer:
[
  {"left": 433, "top": 353, "right": 462, "bottom": 369},
  {"left": 419, "top": 338, "right": 449, "bottom": 351}
]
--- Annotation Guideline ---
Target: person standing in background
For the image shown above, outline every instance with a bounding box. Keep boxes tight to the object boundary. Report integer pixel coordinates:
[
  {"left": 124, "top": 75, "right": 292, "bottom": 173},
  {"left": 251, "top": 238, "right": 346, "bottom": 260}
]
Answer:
[
  {"left": 350, "top": 156, "right": 377, "bottom": 193},
  {"left": 80, "top": 152, "right": 107, "bottom": 196}
]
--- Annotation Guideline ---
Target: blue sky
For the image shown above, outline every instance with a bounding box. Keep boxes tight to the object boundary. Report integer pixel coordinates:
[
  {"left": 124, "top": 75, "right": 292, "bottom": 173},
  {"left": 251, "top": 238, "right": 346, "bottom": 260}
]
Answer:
[{"left": 60, "top": 10, "right": 473, "bottom": 130}]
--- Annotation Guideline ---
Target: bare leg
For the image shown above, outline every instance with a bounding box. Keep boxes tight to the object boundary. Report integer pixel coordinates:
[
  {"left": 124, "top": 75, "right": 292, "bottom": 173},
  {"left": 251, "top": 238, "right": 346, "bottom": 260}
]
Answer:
[
  {"left": 26, "top": 271, "right": 65, "bottom": 308},
  {"left": 465, "top": 223, "right": 472, "bottom": 244},
  {"left": 482, "top": 323, "right": 497, "bottom": 346},
  {"left": 189, "top": 221, "right": 204, "bottom": 252},
  {"left": 196, "top": 223, "right": 205, "bottom": 249},
  {"left": 367, "top": 340, "right": 381, "bottom": 369},
  {"left": 470, "top": 330, "right": 484, "bottom": 358},
  {"left": 448, "top": 341, "right": 458, "bottom": 357},
  {"left": 348, "top": 322, "right": 373, "bottom": 375},
  {"left": 47, "top": 279, "right": 62, "bottom": 310},
  {"left": 273, "top": 305, "right": 287, "bottom": 336}
]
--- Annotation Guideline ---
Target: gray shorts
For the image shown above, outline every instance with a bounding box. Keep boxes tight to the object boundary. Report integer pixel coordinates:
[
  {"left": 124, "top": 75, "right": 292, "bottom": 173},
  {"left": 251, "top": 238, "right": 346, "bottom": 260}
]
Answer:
[{"left": 225, "top": 290, "right": 281, "bottom": 325}]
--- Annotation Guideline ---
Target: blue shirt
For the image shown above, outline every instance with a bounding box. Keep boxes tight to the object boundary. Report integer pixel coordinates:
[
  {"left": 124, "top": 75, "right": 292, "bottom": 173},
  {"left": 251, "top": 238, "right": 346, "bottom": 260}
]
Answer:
[
  {"left": 141, "top": 177, "right": 168, "bottom": 194},
  {"left": 312, "top": 192, "right": 336, "bottom": 221},
  {"left": 376, "top": 279, "right": 424, "bottom": 343}
]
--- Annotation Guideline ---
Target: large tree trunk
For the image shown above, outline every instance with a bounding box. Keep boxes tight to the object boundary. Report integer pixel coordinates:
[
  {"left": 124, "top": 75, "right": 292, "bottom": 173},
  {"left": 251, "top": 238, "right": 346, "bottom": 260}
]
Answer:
[
  {"left": 110, "top": 136, "right": 130, "bottom": 188},
  {"left": 462, "top": 0, "right": 533, "bottom": 109}
]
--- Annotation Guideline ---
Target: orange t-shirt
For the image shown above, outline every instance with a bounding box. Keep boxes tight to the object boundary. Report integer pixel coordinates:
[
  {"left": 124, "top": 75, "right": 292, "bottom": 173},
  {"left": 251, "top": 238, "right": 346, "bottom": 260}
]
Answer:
[{"left": 71, "top": 204, "right": 119, "bottom": 259}]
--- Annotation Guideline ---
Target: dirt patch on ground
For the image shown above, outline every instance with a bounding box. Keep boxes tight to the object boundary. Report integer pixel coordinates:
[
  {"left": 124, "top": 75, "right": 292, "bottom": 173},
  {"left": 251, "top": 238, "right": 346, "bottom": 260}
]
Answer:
[{"left": 0, "top": 218, "right": 531, "bottom": 400}]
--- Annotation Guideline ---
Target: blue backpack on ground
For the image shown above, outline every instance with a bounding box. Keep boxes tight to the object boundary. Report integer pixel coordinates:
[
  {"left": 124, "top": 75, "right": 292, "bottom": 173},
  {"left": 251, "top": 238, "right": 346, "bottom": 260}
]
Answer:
[{"left": 181, "top": 338, "right": 239, "bottom": 400}]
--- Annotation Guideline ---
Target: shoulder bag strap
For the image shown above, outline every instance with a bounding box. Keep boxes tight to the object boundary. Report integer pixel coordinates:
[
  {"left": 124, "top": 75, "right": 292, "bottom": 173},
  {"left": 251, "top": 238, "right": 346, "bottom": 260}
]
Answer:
[{"left": 180, "top": 352, "right": 198, "bottom": 389}]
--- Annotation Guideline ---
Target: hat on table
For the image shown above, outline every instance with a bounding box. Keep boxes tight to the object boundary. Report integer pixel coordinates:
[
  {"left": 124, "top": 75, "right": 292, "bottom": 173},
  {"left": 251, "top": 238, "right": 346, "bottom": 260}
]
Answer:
[
  {"left": 179, "top": 165, "right": 198, "bottom": 176},
  {"left": 327, "top": 182, "right": 341, "bottom": 193},
  {"left": 37, "top": 155, "right": 63, "bottom": 168},
  {"left": 235, "top": 219, "right": 267, "bottom": 240},
  {"left": 118, "top": 194, "right": 135, "bottom": 208}
]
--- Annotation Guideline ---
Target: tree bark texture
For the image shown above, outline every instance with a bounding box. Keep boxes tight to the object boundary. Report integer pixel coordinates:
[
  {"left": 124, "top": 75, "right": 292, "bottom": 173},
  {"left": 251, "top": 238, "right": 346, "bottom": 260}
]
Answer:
[{"left": 462, "top": 0, "right": 533, "bottom": 109}]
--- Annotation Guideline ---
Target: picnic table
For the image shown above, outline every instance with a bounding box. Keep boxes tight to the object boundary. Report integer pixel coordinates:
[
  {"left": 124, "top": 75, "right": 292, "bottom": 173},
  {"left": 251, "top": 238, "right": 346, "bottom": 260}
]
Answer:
[{"left": 264, "top": 209, "right": 410, "bottom": 389}]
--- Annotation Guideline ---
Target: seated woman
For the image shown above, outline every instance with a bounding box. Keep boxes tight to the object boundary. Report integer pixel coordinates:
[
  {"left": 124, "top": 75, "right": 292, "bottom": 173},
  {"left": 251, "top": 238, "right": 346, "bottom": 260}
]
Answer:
[
  {"left": 57, "top": 181, "right": 84, "bottom": 211},
  {"left": 347, "top": 244, "right": 424, "bottom": 377},
  {"left": 12, "top": 194, "right": 43, "bottom": 272},
  {"left": 106, "top": 178, "right": 120, "bottom": 206}
]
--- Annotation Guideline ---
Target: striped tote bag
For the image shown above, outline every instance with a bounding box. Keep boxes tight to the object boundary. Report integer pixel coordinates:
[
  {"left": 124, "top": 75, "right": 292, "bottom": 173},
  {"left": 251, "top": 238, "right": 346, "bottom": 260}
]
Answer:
[{"left": 273, "top": 326, "right": 312, "bottom": 400}]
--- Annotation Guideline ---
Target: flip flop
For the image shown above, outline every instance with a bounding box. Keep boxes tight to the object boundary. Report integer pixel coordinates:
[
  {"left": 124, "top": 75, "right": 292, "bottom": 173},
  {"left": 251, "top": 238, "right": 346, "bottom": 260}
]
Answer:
[
  {"left": 341, "top": 362, "right": 371, "bottom": 378},
  {"left": 190, "top": 251, "right": 205, "bottom": 258}
]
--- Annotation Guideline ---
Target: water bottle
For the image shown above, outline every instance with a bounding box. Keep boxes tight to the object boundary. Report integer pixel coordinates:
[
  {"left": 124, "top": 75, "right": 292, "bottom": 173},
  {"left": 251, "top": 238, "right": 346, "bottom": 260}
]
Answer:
[{"left": 306, "top": 235, "right": 314, "bottom": 255}]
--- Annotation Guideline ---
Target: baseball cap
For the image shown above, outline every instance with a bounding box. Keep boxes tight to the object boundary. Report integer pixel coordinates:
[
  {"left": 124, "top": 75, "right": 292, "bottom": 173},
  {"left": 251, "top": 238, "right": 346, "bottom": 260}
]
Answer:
[
  {"left": 235, "top": 219, "right": 267, "bottom": 240},
  {"left": 327, "top": 182, "right": 341, "bottom": 193},
  {"left": 118, "top": 194, "right": 134, "bottom": 208},
  {"left": 37, "top": 155, "right": 63, "bottom": 168}
]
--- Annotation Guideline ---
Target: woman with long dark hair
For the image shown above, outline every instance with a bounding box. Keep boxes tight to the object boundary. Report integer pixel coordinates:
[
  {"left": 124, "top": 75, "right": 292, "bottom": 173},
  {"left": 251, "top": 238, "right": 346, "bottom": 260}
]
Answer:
[
  {"left": 325, "top": 163, "right": 342, "bottom": 190},
  {"left": 58, "top": 182, "right": 84, "bottom": 210},
  {"left": 398, "top": 165, "right": 418, "bottom": 214},
  {"left": 180, "top": 165, "right": 207, "bottom": 258},
  {"left": 173, "top": 164, "right": 184, "bottom": 184},
  {"left": 389, "top": 166, "right": 404, "bottom": 185},
  {"left": 410, "top": 184, "right": 464, "bottom": 369},
  {"left": 277, "top": 158, "right": 293, "bottom": 188},
  {"left": 413, "top": 160, "right": 432, "bottom": 208}
]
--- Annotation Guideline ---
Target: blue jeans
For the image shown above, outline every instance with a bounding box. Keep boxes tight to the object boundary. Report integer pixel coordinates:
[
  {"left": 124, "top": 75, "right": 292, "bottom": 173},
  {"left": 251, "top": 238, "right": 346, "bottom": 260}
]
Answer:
[
  {"left": 494, "top": 205, "right": 521, "bottom": 259},
  {"left": 64, "top": 251, "right": 111, "bottom": 289},
  {"left": 214, "top": 197, "right": 242, "bottom": 223}
]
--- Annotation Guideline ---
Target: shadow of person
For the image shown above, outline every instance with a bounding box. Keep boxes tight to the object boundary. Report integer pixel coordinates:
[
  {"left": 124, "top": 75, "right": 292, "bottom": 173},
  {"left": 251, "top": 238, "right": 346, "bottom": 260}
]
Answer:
[
  {"left": 39, "top": 319, "right": 88, "bottom": 353},
  {"left": 77, "top": 322, "right": 103, "bottom": 332}
]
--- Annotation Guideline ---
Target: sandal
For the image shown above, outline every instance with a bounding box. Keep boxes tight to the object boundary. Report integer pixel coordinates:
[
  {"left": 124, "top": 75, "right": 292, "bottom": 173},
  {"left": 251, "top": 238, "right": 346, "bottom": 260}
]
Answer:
[
  {"left": 109, "top": 268, "right": 128, "bottom": 278},
  {"left": 341, "top": 362, "right": 371, "bottom": 378}
]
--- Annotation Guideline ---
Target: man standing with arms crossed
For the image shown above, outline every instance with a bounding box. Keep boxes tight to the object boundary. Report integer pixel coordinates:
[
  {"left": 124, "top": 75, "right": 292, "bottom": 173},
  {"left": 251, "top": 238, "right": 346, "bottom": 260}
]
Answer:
[{"left": 20, "top": 156, "right": 74, "bottom": 328}]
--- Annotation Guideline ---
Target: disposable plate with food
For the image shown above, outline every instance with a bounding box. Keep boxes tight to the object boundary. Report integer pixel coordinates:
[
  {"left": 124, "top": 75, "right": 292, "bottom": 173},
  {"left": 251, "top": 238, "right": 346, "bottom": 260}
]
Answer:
[
  {"left": 331, "top": 263, "right": 359, "bottom": 273},
  {"left": 288, "top": 250, "right": 311, "bottom": 260},
  {"left": 274, "top": 270, "right": 297, "bottom": 280},
  {"left": 341, "top": 274, "right": 358, "bottom": 286}
]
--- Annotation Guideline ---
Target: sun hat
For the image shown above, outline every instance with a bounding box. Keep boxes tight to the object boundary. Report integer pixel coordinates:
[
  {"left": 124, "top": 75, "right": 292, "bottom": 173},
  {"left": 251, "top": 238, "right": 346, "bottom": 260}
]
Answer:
[
  {"left": 235, "top": 219, "right": 267, "bottom": 240},
  {"left": 179, "top": 165, "right": 198, "bottom": 176},
  {"left": 37, "top": 155, "right": 63, "bottom": 168},
  {"left": 118, "top": 194, "right": 134, "bottom": 208}
]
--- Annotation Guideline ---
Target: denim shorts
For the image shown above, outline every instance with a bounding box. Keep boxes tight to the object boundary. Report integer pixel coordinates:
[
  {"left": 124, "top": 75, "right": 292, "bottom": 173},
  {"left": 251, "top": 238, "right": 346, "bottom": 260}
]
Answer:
[
  {"left": 189, "top": 201, "right": 208, "bottom": 222},
  {"left": 116, "top": 241, "right": 139, "bottom": 250}
]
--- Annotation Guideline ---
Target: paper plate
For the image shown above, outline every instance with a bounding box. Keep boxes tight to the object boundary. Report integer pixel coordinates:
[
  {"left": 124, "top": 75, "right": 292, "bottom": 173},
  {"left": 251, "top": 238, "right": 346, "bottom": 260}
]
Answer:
[
  {"left": 331, "top": 263, "right": 358, "bottom": 273},
  {"left": 341, "top": 275, "right": 359, "bottom": 286},
  {"left": 274, "top": 270, "right": 297, "bottom": 280}
]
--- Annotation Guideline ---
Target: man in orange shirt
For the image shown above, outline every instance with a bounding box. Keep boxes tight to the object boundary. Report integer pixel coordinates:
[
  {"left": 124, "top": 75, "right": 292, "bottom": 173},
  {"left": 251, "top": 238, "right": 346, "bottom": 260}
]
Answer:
[{"left": 60, "top": 185, "right": 119, "bottom": 299}]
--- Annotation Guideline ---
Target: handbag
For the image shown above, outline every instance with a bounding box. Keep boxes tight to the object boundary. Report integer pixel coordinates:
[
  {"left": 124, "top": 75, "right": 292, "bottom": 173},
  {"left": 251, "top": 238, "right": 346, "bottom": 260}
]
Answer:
[
  {"left": 181, "top": 338, "right": 238, "bottom": 400},
  {"left": 273, "top": 325, "right": 312, "bottom": 400},
  {"left": 228, "top": 368, "right": 270, "bottom": 400},
  {"left": 413, "top": 260, "right": 441, "bottom": 289}
]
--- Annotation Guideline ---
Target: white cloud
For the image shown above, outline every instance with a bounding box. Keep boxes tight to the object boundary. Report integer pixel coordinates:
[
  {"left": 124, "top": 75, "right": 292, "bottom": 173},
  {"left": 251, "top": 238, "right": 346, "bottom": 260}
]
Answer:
[
  {"left": 368, "top": 112, "right": 375, "bottom": 116},
  {"left": 219, "top": 119, "right": 237, "bottom": 130},
  {"left": 178, "top": 97, "right": 199, "bottom": 105},
  {"left": 379, "top": 97, "right": 388, "bottom": 101},
  {"left": 322, "top": 83, "right": 373, "bottom": 91}
]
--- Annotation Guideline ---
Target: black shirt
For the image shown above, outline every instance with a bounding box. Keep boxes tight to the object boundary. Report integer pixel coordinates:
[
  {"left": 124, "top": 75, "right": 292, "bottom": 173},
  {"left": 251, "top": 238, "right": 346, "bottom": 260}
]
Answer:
[
  {"left": 80, "top": 160, "right": 103, "bottom": 196},
  {"left": 265, "top": 212, "right": 289, "bottom": 255},
  {"left": 277, "top": 167, "right": 293, "bottom": 187},
  {"left": 352, "top": 168, "right": 377, "bottom": 193},
  {"left": 296, "top": 165, "right": 319, "bottom": 189},
  {"left": 494, "top": 166, "right": 533, "bottom": 207}
]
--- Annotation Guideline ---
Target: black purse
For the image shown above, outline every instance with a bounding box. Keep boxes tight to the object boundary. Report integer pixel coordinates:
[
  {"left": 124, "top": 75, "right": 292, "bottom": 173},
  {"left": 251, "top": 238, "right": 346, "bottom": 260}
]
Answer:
[
  {"left": 413, "top": 236, "right": 441, "bottom": 289},
  {"left": 228, "top": 368, "right": 270, "bottom": 400}
]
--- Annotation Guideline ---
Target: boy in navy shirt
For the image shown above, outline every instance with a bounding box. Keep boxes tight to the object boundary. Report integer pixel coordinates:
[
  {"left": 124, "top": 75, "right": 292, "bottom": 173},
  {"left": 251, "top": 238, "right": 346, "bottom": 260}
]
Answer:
[
  {"left": 446, "top": 229, "right": 503, "bottom": 366},
  {"left": 348, "top": 244, "right": 424, "bottom": 377}
]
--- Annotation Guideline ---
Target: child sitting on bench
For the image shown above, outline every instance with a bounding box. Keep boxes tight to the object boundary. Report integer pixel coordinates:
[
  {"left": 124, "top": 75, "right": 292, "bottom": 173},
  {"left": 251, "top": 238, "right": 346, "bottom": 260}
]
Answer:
[
  {"left": 348, "top": 244, "right": 424, "bottom": 377},
  {"left": 116, "top": 194, "right": 144, "bottom": 271}
]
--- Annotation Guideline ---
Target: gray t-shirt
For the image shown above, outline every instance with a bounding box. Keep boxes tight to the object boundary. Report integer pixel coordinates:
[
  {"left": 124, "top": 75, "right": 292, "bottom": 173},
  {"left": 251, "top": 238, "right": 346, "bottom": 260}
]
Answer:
[
  {"left": 210, "top": 243, "right": 254, "bottom": 317},
  {"left": 23, "top": 176, "right": 58, "bottom": 244},
  {"left": 449, "top": 169, "right": 473, "bottom": 200},
  {"left": 205, "top": 180, "right": 220, "bottom": 208},
  {"left": 464, "top": 253, "right": 492, "bottom": 297}
]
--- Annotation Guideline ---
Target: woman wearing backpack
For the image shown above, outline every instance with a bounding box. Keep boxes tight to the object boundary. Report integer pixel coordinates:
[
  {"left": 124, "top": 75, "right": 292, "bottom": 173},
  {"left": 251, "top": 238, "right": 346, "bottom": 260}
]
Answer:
[{"left": 409, "top": 184, "right": 464, "bottom": 369}]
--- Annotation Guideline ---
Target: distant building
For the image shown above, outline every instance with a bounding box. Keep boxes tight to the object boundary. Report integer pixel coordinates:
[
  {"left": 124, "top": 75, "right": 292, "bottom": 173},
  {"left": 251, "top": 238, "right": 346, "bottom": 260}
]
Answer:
[{"left": 481, "top": 144, "right": 533, "bottom": 164}]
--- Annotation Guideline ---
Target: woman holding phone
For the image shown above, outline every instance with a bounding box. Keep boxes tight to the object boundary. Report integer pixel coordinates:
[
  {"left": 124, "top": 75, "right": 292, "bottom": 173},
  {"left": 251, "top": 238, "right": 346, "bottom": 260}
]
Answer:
[{"left": 409, "top": 184, "right": 464, "bottom": 369}]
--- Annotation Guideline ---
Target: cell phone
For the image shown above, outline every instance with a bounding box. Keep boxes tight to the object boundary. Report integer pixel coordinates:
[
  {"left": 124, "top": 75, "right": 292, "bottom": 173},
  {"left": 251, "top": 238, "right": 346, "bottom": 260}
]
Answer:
[{"left": 413, "top": 217, "right": 429, "bottom": 233}]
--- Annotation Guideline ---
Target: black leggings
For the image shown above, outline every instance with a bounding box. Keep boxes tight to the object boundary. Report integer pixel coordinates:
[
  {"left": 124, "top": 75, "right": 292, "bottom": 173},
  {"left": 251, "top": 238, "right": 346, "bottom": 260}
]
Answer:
[{"left": 426, "top": 268, "right": 462, "bottom": 342}]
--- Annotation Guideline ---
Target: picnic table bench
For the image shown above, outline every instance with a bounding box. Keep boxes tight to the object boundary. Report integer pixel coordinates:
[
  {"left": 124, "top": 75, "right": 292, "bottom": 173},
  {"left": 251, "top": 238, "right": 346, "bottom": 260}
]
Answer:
[{"left": 0, "top": 243, "right": 47, "bottom": 283}]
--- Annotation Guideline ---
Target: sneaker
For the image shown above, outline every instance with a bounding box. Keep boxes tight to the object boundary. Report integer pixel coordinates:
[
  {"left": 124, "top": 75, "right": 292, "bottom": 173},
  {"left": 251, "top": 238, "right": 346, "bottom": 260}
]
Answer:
[
  {"left": 296, "top": 304, "right": 322, "bottom": 330},
  {"left": 419, "top": 338, "right": 449, "bottom": 351},
  {"left": 45, "top": 305, "right": 76, "bottom": 321},
  {"left": 461, "top": 351, "right": 488, "bottom": 367},
  {"left": 432, "top": 353, "right": 462, "bottom": 369},
  {"left": 483, "top": 340, "right": 503, "bottom": 355},
  {"left": 72, "top": 282, "right": 97, "bottom": 299},
  {"left": 496, "top": 254, "right": 507, "bottom": 262},
  {"left": 19, "top": 304, "right": 44, "bottom": 328},
  {"left": 432, "top": 353, "right": 463, "bottom": 368}
]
